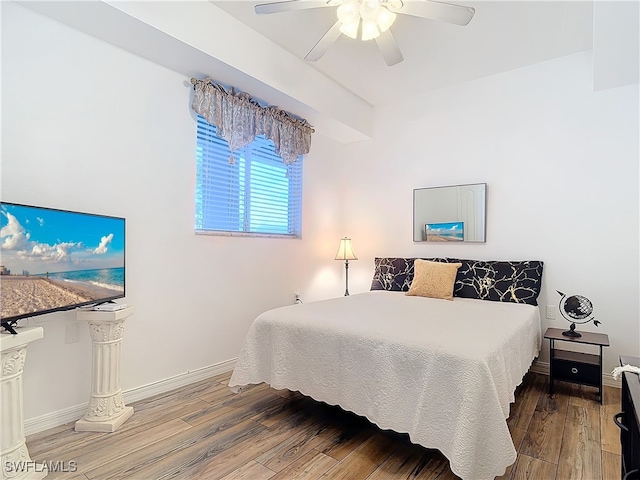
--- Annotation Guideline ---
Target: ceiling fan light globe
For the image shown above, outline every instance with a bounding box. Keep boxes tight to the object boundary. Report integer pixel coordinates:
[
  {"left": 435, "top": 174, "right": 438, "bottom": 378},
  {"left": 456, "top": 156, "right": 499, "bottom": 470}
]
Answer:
[
  {"left": 376, "top": 7, "right": 396, "bottom": 32},
  {"left": 337, "top": 1, "right": 360, "bottom": 24},
  {"left": 361, "top": 19, "right": 380, "bottom": 40},
  {"left": 360, "top": 0, "right": 381, "bottom": 20},
  {"left": 362, "top": 0, "right": 381, "bottom": 9},
  {"left": 339, "top": 19, "right": 359, "bottom": 39}
]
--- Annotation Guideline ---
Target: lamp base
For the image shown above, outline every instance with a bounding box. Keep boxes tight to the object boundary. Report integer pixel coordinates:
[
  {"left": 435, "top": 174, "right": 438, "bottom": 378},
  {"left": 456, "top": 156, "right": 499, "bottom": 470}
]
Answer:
[
  {"left": 344, "top": 259, "right": 350, "bottom": 296},
  {"left": 562, "top": 323, "right": 582, "bottom": 338}
]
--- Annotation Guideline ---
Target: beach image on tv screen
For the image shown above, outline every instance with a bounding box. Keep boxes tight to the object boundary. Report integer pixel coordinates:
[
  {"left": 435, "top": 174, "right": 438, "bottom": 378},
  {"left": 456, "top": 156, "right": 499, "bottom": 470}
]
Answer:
[{"left": 0, "top": 203, "right": 125, "bottom": 321}]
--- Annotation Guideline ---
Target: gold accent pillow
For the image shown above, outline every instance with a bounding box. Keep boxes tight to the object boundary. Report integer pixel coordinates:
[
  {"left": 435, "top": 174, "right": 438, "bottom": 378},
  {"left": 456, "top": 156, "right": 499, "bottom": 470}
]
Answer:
[{"left": 405, "top": 260, "right": 462, "bottom": 301}]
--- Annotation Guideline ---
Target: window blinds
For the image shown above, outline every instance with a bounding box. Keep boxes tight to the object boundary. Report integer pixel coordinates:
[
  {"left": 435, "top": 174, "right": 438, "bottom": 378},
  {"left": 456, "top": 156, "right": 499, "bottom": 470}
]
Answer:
[{"left": 195, "top": 116, "right": 303, "bottom": 237}]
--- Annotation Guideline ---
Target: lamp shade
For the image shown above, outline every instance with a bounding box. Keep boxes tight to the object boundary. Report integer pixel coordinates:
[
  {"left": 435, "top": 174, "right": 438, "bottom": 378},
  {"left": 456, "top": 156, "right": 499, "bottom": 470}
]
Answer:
[{"left": 335, "top": 237, "right": 357, "bottom": 261}]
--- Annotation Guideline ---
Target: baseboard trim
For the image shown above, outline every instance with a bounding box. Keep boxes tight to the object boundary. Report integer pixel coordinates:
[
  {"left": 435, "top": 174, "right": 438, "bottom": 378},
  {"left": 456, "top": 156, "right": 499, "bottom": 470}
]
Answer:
[
  {"left": 24, "top": 358, "right": 237, "bottom": 436},
  {"left": 123, "top": 358, "right": 237, "bottom": 404},
  {"left": 531, "top": 359, "right": 621, "bottom": 388}
]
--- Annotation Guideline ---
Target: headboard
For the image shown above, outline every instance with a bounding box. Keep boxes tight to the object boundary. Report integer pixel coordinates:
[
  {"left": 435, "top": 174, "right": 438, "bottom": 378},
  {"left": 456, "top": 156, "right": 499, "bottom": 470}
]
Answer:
[{"left": 370, "top": 257, "right": 544, "bottom": 306}]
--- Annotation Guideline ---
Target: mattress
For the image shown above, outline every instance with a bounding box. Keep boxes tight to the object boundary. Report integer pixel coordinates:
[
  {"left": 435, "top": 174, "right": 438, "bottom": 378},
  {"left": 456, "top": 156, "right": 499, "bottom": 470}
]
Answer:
[{"left": 229, "top": 291, "right": 541, "bottom": 480}]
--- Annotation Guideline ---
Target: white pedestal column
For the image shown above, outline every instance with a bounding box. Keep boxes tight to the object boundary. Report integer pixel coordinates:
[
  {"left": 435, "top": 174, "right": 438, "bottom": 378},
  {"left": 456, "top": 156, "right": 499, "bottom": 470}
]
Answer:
[
  {"left": 1, "top": 327, "right": 47, "bottom": 480},
  {"left": 75, "top": 307, "right": 134, "bottom": 433}
]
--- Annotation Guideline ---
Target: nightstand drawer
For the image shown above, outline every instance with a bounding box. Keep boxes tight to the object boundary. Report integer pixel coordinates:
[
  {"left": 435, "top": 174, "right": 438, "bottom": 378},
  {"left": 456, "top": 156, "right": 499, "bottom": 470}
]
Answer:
[{"left": 553, "top": 360, "right": 599, "bottom": 386}]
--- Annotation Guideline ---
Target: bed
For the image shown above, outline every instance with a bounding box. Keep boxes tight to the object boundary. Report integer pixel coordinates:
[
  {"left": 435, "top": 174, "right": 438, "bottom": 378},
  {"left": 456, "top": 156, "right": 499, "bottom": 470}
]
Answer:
[{"left": 229, "top": 257, "right": 544, "bottom": 480}]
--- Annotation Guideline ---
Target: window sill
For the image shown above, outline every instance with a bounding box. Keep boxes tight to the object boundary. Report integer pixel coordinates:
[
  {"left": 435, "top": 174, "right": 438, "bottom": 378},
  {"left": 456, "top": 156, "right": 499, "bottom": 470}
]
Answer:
[{"left": 195, "top": 229, "right": 301, "bottom": 239}]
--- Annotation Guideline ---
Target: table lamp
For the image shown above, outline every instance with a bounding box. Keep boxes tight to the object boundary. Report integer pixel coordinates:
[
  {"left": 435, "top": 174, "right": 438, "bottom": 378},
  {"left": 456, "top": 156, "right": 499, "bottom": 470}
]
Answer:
[{"left": 335, "top": 237, "right": 357, "bottom": 296}]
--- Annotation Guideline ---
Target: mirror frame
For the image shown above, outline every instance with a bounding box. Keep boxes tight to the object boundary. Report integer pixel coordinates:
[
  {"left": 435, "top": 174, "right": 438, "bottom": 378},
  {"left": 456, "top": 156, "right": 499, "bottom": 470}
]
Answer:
[{"left": 413, "top": 183, "right": 487, "bottom": 243}]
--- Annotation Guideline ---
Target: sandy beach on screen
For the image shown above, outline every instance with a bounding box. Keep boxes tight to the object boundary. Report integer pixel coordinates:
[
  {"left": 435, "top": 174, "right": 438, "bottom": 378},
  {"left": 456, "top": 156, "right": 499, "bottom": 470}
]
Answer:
[
  {"left": 426, "top": 235, "right": 464, "bottom": 242},
  {"left": 1, "top": 276, "right": 120, "bottom": 319}
]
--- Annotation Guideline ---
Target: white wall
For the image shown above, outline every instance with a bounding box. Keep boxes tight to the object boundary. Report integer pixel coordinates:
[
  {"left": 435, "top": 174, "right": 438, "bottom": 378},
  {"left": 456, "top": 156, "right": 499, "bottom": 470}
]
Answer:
[
  {"left": 1, "top": 3, "right": 344, "bottom": 422},
  {"left": 341, "top": 52, "right": 639, "bottom": 375}
]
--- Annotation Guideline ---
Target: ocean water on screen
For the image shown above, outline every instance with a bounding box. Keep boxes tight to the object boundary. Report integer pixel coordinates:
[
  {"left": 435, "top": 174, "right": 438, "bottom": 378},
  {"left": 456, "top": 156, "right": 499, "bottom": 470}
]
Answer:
[{"left": 40, "top": 267, "right": 124, "bottom": 291}]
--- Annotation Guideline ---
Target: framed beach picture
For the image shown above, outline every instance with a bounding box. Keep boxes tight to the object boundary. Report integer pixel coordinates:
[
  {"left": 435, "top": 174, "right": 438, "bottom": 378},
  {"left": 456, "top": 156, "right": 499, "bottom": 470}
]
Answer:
[{"left": 425, "top": 222, "right": 464, "bottom": 242}]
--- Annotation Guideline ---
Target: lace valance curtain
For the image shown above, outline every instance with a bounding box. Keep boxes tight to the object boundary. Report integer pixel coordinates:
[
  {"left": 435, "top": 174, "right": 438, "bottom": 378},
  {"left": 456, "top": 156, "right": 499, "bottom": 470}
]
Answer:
[{"left": 190, "top": 78, "right": 314, "bottom": 165}]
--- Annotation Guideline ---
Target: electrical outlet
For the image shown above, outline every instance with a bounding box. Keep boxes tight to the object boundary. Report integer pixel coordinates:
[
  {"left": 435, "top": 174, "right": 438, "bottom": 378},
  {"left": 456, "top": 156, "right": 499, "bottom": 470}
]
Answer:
[{"left": 545, "top": 305, "right": 555, "bottom": 320}]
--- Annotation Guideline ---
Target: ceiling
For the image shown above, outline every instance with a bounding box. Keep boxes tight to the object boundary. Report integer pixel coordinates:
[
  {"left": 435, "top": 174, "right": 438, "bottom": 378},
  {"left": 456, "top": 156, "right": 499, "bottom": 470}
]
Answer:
[
  {"left": 17, "top": 0, "right": 635, "bottom": 143},
  {"left": 212, "top": 1, "right": 595, "bottom": 106}
]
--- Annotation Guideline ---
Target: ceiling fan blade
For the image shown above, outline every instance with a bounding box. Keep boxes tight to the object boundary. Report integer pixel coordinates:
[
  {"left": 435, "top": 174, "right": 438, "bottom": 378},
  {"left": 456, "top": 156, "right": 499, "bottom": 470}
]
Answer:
[
  {"left": 255, "top": 0, "right": 332, "bottom": 15},
  {"left": 304, "top": 21, "right": 342, "bottom": 62},
  {"left": 375, "top": 30, "right": 404, "bottom": 66},
  {"left": 388, "top": 0, "right": 475, "bottom": 26}
]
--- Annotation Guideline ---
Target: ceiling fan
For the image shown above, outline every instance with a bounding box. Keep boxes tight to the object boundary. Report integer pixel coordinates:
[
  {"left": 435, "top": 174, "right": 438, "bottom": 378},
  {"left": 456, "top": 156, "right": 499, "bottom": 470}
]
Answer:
[{"left": 254, "top": 0, "right": 475, "bottom": 66}]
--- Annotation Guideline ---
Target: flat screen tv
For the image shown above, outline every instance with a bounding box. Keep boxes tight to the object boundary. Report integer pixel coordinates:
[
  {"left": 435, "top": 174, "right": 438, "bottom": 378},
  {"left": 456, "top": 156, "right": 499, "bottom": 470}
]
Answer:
[{"left": 1, "top": 202, "right": 125, "bottom": 333}]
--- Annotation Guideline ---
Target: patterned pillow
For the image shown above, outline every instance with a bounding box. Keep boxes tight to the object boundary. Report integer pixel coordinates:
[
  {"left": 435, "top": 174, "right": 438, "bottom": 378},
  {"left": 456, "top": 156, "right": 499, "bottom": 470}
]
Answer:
[
  {"left": 447, "top": 259, "right": 544, "bottom": 306},
  {"left": 370, "top": 257, "right": 446, "bottom": 292}
]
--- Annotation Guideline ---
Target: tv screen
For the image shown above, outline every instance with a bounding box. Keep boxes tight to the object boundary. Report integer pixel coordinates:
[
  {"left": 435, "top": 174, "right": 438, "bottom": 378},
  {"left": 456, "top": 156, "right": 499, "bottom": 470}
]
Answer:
[{"left": 1, "top": 202, "right": 125, "bottom": 327}]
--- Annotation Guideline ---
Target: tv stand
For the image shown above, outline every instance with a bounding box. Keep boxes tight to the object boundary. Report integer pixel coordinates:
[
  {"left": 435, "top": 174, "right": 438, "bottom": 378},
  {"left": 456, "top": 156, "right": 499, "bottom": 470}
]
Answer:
[
  {"left": 75, "top": 306, "right": 135, "bottom": 432},
  {"left": 0, "top": 321, "right": 18, "bottom": 335},
  {"left": 92, "top": 300, "right": 116, "bottom": 306},
  {"left": 1, "top": 327, "right": 46, "bottom": 480}
]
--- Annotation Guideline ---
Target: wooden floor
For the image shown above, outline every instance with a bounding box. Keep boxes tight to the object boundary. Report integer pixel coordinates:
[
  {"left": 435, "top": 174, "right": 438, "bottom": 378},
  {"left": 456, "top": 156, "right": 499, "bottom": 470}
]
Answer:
[{"left": 26, "top": 371, "right": 621, "bottom": 480}]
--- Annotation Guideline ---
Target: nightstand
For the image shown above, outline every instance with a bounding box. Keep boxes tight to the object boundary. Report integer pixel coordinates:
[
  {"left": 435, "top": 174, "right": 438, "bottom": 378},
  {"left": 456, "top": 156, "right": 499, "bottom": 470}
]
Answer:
[{"left": 544, "top": 327, "right": 610, "bottom": 404}]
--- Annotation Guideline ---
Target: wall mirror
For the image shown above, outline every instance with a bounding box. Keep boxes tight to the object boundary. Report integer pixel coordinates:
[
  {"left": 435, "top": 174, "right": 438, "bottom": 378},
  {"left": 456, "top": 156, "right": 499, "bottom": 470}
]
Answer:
[{"left": 413, "top": 183, "right": 486, "bottom": 243}]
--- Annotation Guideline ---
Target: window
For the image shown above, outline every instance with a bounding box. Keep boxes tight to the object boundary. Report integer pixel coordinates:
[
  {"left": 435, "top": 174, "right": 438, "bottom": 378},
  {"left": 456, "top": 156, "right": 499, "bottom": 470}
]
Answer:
[{"left": 195, "top": 116, "right": 303, "bottom": 237}]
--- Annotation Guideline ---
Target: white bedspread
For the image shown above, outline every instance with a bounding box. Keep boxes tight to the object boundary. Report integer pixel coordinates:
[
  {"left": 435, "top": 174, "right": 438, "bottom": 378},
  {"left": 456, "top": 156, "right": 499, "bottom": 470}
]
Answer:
[{"left": 229, "top": 291, "right": 541, "bottom": 480}]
